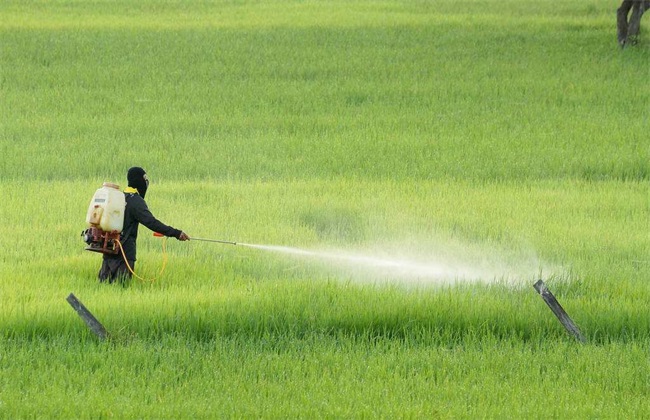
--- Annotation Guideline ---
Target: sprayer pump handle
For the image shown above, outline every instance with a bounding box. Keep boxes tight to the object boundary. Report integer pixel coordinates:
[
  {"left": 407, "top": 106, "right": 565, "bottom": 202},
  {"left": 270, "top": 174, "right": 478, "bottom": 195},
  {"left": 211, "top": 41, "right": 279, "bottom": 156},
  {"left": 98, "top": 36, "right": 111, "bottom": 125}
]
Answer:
[{"left": 153, "top": 232, "right": 164, "bottom": 237}]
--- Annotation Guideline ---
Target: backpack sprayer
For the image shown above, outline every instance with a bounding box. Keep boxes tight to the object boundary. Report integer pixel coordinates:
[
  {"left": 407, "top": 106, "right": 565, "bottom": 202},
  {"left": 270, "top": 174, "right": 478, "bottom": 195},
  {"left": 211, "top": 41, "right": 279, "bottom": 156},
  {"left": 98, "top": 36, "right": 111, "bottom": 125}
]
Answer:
[{"left": 81, "top": 183, "right": 126, "bottom": 254}]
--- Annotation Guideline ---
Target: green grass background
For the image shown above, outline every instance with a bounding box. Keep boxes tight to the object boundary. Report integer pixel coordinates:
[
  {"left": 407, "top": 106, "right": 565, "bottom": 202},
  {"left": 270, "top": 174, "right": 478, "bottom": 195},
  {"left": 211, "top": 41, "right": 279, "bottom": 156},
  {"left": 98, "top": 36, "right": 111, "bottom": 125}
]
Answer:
[{"left": 1, "top": 0, "right": 649, "bottom": 418}]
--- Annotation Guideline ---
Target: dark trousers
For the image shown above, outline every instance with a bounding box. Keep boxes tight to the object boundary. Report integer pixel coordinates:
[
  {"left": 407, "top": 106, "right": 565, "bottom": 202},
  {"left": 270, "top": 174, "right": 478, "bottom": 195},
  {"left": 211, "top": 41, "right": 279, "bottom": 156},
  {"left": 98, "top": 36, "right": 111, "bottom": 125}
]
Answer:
[{"left": 98, "top": 256, "right": 135, "bottom": 284}]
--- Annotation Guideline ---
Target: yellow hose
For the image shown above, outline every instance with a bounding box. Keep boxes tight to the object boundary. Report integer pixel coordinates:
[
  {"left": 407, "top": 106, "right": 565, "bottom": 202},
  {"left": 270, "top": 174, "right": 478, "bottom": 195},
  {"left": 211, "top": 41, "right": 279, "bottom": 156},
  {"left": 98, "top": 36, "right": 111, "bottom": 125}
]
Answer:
[{"left": 115, "top": 237, "right": 168, "bottom": 283}]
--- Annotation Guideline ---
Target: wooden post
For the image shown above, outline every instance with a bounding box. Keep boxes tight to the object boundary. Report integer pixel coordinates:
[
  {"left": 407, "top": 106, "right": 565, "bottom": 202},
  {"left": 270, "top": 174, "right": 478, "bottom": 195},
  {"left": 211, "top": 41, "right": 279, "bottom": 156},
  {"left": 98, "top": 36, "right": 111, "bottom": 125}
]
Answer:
[
  {"left": 533, "top": 280, "right": 586, "bottom": 343},
  {"left": 66, "top": 293, "right": 109, "bottom": 340}
]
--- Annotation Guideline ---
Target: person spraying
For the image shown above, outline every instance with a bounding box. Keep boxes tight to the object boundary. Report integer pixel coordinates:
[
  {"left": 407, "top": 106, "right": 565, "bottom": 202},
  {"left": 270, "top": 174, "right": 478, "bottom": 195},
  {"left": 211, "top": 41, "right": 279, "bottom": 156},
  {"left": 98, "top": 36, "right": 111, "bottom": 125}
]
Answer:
[{"left": 93, "top": 167, "right": 190, "bottom": 283}]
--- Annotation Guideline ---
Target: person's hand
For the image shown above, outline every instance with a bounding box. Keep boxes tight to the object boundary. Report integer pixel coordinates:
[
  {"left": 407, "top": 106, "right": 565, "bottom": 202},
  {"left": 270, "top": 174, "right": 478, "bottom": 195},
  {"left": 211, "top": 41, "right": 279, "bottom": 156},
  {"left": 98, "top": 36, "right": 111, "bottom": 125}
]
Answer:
[{"left": 178, "top": 232, "right": 190, "bottom": 241}]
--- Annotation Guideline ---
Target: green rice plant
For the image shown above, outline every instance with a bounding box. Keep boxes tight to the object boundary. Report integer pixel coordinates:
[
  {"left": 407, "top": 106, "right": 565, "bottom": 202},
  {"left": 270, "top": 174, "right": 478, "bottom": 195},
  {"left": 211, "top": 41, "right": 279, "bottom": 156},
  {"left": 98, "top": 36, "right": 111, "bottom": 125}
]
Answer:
[
  {"left": 1, "top": 0, "right": 649, "bottom": 417},
  {"left": 1, "top": 0, "right": 648, "bottom": 182},
  {"left": 1, "top": 179, "right": 647, "bottom": 343}
]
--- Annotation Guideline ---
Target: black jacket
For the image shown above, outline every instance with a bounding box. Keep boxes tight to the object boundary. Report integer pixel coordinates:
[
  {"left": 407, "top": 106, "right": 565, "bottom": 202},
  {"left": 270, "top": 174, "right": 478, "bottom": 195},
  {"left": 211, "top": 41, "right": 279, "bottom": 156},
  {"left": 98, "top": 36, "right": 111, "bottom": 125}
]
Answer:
[{"left": 105, "top": 190, "right": 181, "bottom": 261}]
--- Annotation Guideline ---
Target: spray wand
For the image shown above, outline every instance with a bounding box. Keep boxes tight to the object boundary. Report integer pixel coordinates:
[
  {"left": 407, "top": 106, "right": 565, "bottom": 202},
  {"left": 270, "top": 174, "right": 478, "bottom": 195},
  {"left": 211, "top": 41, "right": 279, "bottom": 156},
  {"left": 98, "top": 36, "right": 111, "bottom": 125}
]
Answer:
[
  {"left": 154, "top": 232, "right": 237, "bottom": 245},
  {"left": 188, "top": 237, "right": 237, "bottom": 245}
]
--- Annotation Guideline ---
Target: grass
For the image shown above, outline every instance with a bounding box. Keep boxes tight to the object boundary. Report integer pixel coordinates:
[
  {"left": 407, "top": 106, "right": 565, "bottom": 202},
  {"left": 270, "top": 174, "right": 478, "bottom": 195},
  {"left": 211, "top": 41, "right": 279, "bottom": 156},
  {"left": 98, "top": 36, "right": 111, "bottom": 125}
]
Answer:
[
  {"left": 2, "top": 336, "right": 649, "bottom": 418},
  {"left": 1, "top": 0, "right": 649, "bottom": 418},
  {"left": 2, "top": 1, "right": 648, "bottom": 182}
]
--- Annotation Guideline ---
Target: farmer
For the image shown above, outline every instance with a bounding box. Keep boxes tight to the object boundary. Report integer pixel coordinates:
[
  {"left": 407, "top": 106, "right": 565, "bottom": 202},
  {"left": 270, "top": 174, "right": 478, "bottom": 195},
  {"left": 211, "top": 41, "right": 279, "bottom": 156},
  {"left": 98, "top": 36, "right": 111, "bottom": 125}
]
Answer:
[{"left": 98, "top": 167, "right": 190, "bottom": 283}]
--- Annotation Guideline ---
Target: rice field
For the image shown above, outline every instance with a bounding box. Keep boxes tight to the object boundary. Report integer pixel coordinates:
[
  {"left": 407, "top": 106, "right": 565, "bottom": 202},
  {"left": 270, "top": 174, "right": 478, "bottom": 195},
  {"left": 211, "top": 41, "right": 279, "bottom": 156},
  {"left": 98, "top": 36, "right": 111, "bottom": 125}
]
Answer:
[{"left": 1, "top": 0, "right": 649, "bottom": 418}]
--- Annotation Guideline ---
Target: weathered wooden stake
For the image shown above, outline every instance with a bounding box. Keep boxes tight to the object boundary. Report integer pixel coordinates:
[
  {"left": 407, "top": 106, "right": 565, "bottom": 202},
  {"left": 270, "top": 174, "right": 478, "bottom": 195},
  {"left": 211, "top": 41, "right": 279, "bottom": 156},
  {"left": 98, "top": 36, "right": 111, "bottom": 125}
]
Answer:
[
  {"left": 533, "top": 280, "right": 586, "bottom": 343},
  {"left": 66, "top": 293, "right": 109, "bottom": 340}
]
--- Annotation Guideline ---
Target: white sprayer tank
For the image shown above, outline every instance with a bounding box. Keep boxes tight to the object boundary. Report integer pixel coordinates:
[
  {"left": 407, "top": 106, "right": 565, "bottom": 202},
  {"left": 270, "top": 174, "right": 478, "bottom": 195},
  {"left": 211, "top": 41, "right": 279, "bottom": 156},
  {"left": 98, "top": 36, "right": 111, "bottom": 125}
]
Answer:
[{"left": 86, "top": 183, "right": 126, "bottom": 232}]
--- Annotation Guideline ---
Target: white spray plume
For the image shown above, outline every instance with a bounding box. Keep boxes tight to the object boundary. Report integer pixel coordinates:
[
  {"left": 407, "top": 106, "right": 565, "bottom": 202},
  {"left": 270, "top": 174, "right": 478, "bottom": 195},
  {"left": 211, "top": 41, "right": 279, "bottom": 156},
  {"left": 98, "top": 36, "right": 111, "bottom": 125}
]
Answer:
[{"left": 240, "top": 241, "right": 558, "bottom": 287}]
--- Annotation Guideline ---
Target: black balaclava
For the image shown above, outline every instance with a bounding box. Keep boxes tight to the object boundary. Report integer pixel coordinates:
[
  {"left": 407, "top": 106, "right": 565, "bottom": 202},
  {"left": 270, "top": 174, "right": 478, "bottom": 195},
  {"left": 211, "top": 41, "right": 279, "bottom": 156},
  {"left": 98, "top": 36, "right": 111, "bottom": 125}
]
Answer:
[{"left": 127, "top": 167, "right": 148, "bottom": 198}]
